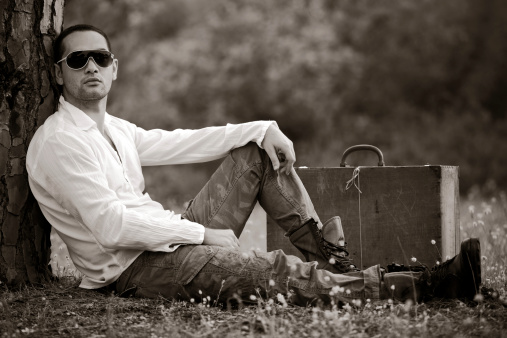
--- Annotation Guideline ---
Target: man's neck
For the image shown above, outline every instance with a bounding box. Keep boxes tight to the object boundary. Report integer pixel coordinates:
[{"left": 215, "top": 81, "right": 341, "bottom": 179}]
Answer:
[{"left": 64, "top": 95, "right": 108, "bottom": 134}]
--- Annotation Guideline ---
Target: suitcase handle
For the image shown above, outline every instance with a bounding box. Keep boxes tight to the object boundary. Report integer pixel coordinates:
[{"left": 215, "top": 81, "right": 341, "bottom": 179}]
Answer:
[{"left": 340, "top": 145, "right": 385, "bottom": 167}]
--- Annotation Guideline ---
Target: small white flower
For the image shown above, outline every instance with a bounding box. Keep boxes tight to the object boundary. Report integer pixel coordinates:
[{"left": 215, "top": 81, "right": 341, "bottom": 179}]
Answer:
[
  {"left": 190, "top": 298, "right": 195, "bottom": 303},
  {"left": 345, "top": 289, "right": 351, "bottom": 295},
  {"left": 249, "top": 295, "right": 257, "bottom": 301},
  {"left": 436, "top": 261, "right": 440, "bottom": 265},
  {"left": 404, "top": 299, "right": 413, "bottom": 312},
  {"left": 329, "top": 258, "right": 336, "bottom": 265},
  {"left": 473, "top": 294, "right": 484, "bottom": 302},
  {"left": 431, "top": 240, "right": 436, "bottom": 245},
  {"left": 198, "top": 290, "right": 202, "bottom": 295},
  {"left": 269, "top": 279, "right": 275, "bottom": 286},
  {"left": 411, "top": 257, "right": 417, "bottom": 263},
  {"left": 352, "top": 299, "right": 362, "bottom": 307},
  {"left": 277, "top": 293, "right": 288, "bottom": 307},
  {"left": 390, "top": 285, "right": 395, "bottom": 290}
]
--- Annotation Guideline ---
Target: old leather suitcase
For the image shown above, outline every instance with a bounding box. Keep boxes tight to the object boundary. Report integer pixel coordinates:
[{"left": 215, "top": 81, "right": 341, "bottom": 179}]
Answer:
[{"left": 266, "top": 145, "right": 460, "bottom": 269}]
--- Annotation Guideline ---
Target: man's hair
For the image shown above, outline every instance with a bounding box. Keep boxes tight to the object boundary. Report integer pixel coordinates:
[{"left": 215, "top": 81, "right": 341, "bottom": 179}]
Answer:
[{"left": 53, "top": 24, "right": 112, "bottom": 61}]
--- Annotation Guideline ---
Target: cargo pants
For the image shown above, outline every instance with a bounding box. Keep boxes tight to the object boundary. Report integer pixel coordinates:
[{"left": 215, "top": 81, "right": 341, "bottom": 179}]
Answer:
[{"left": 115, "top": 143, "right": 422, "bottom": 306}]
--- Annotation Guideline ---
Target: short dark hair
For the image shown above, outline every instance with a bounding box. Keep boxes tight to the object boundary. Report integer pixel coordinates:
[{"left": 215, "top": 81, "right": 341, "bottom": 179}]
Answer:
[{"left": 53, "top": 24, "right": 112, "bottom": 61}]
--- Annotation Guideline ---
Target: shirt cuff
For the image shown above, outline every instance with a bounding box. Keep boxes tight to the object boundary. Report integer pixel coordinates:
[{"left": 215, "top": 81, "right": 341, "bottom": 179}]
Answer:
[{"left": 256, "top": 121, "right": 279, "bottom": 149}]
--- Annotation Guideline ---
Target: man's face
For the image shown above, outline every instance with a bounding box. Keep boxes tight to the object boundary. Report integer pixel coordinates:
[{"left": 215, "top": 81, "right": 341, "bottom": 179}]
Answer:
[{"left": 55, "top": 30, "right": 118, "bottom": 105}]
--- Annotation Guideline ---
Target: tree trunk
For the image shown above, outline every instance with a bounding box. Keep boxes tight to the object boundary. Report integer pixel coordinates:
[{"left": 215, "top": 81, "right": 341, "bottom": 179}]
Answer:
[{"left": 0, "top": 0, "right": 64, "bottom": 286}]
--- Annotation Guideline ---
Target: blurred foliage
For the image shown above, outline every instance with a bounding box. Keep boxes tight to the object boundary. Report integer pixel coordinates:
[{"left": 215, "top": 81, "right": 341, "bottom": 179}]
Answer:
[{"left": 63, "top": 0, "right": 507, "bottom": 208}]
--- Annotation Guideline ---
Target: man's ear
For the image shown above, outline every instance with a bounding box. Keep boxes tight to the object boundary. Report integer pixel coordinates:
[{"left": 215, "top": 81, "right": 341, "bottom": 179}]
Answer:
[
  {"left": 54, "top": 63, "right": 64, "bottom": 85},
  {"left": 112, "top": 59, "right": 118, "bottom": 81}
]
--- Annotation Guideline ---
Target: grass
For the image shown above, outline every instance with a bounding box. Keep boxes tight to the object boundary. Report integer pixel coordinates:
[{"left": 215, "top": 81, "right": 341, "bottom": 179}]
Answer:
[{"left": 1, "top": 189, "right": 506, "bottom": 337}]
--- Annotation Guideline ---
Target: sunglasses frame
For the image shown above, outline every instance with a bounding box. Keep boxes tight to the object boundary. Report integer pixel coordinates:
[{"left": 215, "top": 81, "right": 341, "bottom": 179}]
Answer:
[{"left": 56, "top": 50, "right": 115, "bottom": 70}]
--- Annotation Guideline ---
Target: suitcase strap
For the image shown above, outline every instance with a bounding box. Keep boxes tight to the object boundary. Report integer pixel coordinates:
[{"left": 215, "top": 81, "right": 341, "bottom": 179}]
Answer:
[
  {"left": 342, "top": 144, "right": 385, "bottom": 268},
  {"left": 345, "top": 166, "right": 364, "bottom": 268}
]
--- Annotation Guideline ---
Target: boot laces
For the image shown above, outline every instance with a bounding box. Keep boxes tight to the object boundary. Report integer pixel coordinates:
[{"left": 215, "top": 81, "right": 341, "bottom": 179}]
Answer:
[
  {"left": 321, "top": 235, "right": 359, "bottom": 271},
  {"left": 307, "top": 220, "right": 359, "bottom": 272}
]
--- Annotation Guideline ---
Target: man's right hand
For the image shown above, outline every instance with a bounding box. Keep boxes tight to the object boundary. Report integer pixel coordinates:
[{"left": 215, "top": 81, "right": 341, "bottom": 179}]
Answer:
[{"left": 202, "top": 228, "right": 240, "bottom": 250}]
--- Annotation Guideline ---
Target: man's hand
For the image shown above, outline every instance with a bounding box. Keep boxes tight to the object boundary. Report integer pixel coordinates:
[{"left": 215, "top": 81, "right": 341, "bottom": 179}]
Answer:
[
  {"left": 261, "top": 124, "right": 296, "bottom": 175},
  {"left": 202, "top": 228, "right": 240, "bottom": 249}
]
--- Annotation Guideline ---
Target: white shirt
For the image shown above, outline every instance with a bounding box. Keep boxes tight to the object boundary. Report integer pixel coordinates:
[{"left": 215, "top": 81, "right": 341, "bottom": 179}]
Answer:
[{"left": 26, "top": 96, "right": 275, "bottom": 289}]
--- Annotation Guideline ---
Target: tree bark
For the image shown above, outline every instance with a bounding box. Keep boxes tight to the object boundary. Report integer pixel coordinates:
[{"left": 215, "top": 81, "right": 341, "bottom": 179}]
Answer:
[{"left": 0, "top": 0, "right": 64, "bottom": 286}]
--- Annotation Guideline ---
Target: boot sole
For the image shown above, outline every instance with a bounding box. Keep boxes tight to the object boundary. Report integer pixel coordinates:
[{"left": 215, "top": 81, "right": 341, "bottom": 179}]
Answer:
[{"left": 461, "top": 238, "right": 481, "bottom": 299}]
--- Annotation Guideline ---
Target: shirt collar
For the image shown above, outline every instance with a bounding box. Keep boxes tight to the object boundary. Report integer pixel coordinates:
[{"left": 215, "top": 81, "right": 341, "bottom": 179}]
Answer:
[{"left": 58, "top": 96, "right": 111, "bottom": 131}]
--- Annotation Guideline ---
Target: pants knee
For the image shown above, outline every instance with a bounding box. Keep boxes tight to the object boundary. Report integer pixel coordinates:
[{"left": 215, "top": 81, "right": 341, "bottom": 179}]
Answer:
[{"left": 230, "top": 142, "right": 266, "bottom": 165}]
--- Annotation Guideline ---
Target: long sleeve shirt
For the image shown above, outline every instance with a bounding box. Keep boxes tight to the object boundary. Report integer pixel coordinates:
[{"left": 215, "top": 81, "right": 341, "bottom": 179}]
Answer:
[{"left": 26, "top": 96, "right": 275, "bottom": 289}]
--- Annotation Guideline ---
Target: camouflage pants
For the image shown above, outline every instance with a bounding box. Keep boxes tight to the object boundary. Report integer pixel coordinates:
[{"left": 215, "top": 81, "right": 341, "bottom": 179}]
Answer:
[{"left": 115, "top": 143, "right": 386, "bottom": 306}]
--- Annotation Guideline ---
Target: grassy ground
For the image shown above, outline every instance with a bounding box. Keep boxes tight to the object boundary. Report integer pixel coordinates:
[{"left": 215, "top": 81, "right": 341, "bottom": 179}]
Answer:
[{"left": 1, "top": 190, "right": 506, "bottom": 337}]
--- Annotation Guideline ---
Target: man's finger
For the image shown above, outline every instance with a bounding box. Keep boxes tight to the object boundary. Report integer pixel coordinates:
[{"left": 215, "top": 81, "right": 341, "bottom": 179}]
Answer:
[
  {"left": 281, "top": 146, "right": 296, "bottom": 175},
  {"left": 265, "top": 146, "right": 280, "bottom": 171}
]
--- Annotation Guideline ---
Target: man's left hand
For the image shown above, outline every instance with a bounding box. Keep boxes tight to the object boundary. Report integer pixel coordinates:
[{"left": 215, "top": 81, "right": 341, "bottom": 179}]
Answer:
[{"left": 261, "top": 124, "right": 296, "bottom": 175}]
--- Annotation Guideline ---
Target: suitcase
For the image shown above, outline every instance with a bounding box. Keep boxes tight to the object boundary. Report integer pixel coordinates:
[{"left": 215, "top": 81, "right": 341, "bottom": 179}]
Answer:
[{"left": 266, "top": 145, "right": 460, "bottom": 269}]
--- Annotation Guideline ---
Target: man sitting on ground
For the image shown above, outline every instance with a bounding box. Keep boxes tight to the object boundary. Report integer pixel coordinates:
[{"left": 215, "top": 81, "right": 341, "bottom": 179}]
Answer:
[{"left": 27, "top": 24, "right": 481, "bottom": 306}]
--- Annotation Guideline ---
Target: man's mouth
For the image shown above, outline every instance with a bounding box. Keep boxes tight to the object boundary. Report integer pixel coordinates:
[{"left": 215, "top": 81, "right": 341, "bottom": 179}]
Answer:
[{"left": 84, "top": 78, "right": 101, "bottom": 84}]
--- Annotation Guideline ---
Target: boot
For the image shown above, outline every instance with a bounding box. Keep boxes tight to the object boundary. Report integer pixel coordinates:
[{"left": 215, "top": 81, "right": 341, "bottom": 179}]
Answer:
[
  {"left": 288, "top": 217, "right": 359, "bottom": 274},
  {"left": 425, "top": 238, "right": 482, "bottom": 301}
]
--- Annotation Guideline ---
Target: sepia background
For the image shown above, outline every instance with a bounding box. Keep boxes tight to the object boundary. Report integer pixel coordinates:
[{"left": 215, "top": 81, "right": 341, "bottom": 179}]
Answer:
[{"left": 62, "top": 0, "right": 507, "bottom": 210}]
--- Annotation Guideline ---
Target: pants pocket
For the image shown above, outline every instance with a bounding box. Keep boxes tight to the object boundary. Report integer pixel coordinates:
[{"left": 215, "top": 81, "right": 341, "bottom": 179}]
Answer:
[{"left": 174, "top": 245, "right": 217, "bottom": 285}]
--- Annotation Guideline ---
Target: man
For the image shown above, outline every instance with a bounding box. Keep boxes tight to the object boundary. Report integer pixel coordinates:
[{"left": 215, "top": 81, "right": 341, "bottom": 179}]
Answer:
[{"left": 27, "top": 24, "right": 481, "bottom": 306}]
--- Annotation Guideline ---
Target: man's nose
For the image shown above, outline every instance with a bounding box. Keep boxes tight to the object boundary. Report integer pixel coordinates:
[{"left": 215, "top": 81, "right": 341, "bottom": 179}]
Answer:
[{"left": 84, "top": 57, "right": 99, "bottom": 73}]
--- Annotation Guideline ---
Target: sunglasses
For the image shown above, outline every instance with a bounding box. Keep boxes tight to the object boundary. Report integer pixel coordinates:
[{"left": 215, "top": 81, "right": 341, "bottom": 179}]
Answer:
[{"left": 56, "top": 50, "right": 115, "bottom": 70}]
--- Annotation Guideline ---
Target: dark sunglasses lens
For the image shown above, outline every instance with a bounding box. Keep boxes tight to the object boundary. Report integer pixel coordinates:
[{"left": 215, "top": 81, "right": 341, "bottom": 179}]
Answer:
[
  {"left": 90, "top": 51, "right": 113, "bottom": 67},
  {"left": 66, "top": 51, "right": 89, "bottom": 69},
  {"left": 66, "top": 51, "right": 113, "bottom": 69}
]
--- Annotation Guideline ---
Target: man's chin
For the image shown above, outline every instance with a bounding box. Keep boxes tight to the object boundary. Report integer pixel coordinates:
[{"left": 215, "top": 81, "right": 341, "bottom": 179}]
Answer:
[{"left": 79, "top": 90, "right": 108, "bottom": 101}]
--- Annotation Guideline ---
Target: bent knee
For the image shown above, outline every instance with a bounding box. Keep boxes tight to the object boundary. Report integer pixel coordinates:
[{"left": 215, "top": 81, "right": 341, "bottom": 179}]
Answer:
[{"left": 230, "top": 142, "right": 265, "bottom": 163}]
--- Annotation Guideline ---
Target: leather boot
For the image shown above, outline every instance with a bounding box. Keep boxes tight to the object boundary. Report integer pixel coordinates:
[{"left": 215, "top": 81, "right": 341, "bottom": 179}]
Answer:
[
  {"left": 427, "top": 238, "right": 481, "bottom": 300},
  {"left": 384, "top": 238, "right": 482, "bottom": 302},
  {"left": 288, "top": 217, "right": 359, "bottom": 274}
]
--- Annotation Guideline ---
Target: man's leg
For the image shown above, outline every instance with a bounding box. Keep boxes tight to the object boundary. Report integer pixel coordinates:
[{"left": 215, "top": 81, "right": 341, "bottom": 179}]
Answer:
[
  {"left": 115, "top": 244, "right": 387, "bottom": 307},
  {"left": 182, "top": 142, "right": 356, "bottom": 273},
  {"left": 182, "top": 142, "right": 317, "bottom": 237},
  {"left": 115, "top": 239, "right": 481, "bottom": 306}
]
